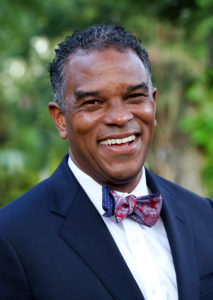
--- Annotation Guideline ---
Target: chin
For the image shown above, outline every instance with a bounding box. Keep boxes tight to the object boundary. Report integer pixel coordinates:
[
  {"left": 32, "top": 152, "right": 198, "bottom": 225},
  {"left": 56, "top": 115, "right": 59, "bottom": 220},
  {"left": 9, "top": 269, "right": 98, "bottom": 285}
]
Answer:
[{"left": 107, "top": 167, "right": 142, "bottom": 184}]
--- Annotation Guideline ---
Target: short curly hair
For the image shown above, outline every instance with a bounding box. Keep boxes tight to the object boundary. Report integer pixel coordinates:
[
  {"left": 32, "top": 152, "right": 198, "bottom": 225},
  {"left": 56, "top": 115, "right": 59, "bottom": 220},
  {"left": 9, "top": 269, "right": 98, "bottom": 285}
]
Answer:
[{"left": 47, "top": 24, "right": 152, "bottom": 113}]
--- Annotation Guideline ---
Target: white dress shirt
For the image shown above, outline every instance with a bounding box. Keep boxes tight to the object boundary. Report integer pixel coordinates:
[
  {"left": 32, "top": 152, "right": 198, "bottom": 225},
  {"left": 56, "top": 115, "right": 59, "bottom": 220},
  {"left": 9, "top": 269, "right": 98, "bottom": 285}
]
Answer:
[{"left": 68, "top": 157, "right": 178, "bottom": 300}]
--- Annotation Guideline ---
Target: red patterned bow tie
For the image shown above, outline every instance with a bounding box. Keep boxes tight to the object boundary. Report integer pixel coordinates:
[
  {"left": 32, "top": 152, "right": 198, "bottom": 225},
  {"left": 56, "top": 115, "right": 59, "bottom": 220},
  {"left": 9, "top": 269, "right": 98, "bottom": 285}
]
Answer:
[{"left": 102, "top": 186, "right": 162, "bottom": 227}]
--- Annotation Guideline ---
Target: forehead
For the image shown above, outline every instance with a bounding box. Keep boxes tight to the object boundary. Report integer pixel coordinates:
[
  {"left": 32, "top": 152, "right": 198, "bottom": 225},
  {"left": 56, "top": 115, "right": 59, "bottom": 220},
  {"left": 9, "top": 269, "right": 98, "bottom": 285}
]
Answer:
[{"left": 64, "top": 48, "right": 149, "bottom": 92}]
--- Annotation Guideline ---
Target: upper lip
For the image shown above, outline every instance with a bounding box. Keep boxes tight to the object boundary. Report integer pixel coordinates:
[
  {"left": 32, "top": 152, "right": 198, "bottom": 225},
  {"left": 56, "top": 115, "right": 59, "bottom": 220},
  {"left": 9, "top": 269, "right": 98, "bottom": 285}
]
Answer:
[{"left": 98, "top": 132, "right": 139, "bottom": 142}]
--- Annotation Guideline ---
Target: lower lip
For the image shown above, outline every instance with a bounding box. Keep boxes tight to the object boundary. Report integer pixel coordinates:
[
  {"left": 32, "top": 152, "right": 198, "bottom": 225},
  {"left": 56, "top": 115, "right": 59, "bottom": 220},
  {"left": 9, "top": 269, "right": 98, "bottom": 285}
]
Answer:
[{"left": 98, "top": 136, "right": 140, "bottom": 154}]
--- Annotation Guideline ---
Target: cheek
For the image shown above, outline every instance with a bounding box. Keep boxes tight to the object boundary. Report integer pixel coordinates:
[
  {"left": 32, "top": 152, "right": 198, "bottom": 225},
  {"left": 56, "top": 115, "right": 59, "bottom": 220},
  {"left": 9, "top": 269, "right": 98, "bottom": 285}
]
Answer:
[
  {"left": 69, "top": 112, "right": 99, "bottom": 139},
  {"left": 135, "top": 104, "right": 155, "bottom": 124}
]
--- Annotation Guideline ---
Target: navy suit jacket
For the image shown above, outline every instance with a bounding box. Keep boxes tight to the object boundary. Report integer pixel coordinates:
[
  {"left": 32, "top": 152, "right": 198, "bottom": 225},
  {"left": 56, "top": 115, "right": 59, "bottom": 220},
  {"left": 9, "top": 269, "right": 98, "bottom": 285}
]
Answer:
[{"left": 0, "top": 154, "right": 213, "bottom": 300}]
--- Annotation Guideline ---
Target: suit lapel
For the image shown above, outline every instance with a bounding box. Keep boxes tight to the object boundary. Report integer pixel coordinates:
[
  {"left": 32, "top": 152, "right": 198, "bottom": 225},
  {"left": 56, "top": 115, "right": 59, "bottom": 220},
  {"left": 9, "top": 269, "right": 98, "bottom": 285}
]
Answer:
[
  {"left": 146, "top": 170, "right": 200, "bottom": 300},
  {"left": 48, "top": 155, "right": 144, "bottom": 300}
]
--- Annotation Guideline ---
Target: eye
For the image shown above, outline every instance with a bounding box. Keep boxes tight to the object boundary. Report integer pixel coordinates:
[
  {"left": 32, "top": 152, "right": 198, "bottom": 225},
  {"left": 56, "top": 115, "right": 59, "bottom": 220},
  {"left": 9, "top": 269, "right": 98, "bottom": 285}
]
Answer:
[
  {"left": 82, "top": 99, "right": 101, "bottom": 106},
  {"left": 126, "top": 93, "right": 148, "bottom": 104},
  {"left": 80, "top": 99, "right": 103, "bottom": 112},
  {"left": 128, "top": 93, "right": 147, "bottom": 98}
]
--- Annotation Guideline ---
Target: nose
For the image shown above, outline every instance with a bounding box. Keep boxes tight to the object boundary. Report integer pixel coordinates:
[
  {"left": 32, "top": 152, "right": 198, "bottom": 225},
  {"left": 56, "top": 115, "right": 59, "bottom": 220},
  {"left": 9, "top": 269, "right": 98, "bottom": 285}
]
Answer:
[{"left": 104, "top": 99, "right": 133, "bottom": 127}]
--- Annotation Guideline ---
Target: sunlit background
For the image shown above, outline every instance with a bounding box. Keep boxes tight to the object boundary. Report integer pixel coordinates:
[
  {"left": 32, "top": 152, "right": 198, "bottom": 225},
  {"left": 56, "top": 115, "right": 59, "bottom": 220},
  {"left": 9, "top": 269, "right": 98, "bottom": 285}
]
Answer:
[{"left": 0, "top": 0, "right": 213, "bottom": 206}]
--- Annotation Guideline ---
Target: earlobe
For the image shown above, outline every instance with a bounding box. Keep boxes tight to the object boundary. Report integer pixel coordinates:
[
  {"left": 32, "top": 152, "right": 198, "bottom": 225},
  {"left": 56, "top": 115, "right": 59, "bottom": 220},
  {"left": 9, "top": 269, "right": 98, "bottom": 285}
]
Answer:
[{"left": 48, "top": 102, "right": 68, "bottom": 139}]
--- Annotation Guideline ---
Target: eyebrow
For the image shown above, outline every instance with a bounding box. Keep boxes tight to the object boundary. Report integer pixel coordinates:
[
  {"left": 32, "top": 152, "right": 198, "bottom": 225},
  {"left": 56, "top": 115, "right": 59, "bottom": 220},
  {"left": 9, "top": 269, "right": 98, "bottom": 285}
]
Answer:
[
  {"left": 74, "top": 82, "right": 149, "bottom": 101},
  {"left": 74, "top": 90, "right": 100, "bottom": 100},
  {"left": 127, "top": 83, "right": 149, "bottom": 93}
]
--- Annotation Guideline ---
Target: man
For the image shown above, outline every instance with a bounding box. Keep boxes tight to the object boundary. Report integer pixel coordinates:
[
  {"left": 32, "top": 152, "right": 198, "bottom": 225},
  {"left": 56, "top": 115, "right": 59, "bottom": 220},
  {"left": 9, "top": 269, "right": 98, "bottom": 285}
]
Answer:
[{"left": 0, "top": 24, "right": 212, "bottom": 300}]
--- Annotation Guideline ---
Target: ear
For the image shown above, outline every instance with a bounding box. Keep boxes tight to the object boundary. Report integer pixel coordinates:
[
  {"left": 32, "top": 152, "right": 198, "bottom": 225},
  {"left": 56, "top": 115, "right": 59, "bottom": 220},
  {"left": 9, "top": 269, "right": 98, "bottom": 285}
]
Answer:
[
  {"left": 152, "top": 87, "right": 157, "bottom": 104},
  {"left": 48, "top": 102, "right": 68, "bottom": 139},
  {"left": 152, "top": 87, "right": 157, "bottom": 126}
]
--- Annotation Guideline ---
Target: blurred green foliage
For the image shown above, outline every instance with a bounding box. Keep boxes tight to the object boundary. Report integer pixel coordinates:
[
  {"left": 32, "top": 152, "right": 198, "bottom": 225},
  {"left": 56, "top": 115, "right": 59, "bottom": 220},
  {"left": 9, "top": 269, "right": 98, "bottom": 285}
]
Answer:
[{"left": 0, "top": 0, "right": 213, "bottom": 205}]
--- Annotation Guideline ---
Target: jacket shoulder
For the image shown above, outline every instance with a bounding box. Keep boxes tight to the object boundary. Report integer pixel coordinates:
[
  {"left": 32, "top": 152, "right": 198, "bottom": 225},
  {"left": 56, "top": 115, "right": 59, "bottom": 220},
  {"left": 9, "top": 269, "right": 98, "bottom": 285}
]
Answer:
[
  {"left": 0, "top": 178, "right": 50, "bottom": 232},
  {"left": 0, "top": 154, "right": 78, "bottom": 237}
]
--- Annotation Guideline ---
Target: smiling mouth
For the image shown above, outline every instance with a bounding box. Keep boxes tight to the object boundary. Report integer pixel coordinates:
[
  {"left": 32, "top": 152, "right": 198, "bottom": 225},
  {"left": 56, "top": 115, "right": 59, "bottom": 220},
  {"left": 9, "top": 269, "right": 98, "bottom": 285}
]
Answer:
[{"left": 99, "top": 134, "right": 136, "bottom": 146}]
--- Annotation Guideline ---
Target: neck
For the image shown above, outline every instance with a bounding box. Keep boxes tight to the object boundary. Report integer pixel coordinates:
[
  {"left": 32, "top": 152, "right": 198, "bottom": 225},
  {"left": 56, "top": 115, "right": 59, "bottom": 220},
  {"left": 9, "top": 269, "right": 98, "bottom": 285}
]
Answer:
[{"left": 102, "top": 171, "right": 143, "bottom": 193}]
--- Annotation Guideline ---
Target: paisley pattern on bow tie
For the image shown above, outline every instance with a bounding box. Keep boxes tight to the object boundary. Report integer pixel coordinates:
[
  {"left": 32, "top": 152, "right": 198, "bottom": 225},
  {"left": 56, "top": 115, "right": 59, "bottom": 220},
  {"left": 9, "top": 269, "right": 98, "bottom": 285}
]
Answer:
[{"left": 102, "top": 186, "right": 162, "bottom": 227}]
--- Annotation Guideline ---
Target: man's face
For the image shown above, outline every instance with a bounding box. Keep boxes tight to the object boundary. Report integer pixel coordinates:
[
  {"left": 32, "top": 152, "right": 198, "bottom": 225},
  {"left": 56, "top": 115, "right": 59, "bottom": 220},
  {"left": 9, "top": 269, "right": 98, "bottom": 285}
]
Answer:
[{"left": 49, "top": 48, "right": 157, "bottom": 192}]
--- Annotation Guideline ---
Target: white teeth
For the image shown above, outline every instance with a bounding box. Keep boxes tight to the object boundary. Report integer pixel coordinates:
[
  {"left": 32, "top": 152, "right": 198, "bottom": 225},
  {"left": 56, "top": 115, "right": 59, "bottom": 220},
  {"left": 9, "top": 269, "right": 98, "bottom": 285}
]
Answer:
[{"left": 99, "top": 135, "right": 136, "bottom": 145}]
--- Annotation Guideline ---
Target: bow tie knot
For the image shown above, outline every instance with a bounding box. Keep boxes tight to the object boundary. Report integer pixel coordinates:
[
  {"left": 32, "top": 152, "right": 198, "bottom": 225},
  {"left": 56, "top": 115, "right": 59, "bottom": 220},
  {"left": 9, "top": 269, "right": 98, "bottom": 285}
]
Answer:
[
  {"left": 102, "top": 186, "right": 162, "bottom": 227},
  {"left": 112, "top": 192, "right": 137, "bottom": 221}
]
